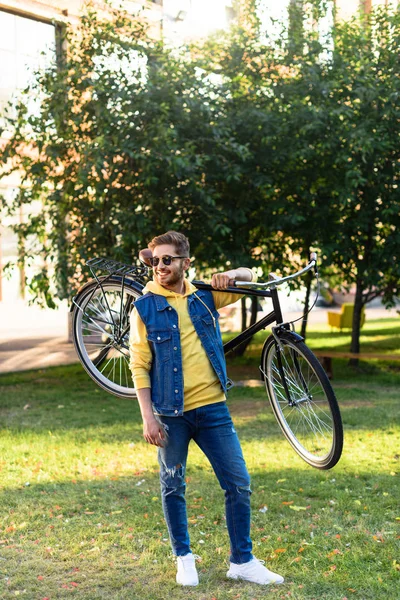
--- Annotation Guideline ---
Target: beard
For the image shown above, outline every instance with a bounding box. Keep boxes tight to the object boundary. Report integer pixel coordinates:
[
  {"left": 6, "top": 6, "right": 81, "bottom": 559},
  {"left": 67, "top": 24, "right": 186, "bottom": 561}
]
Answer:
[{"left": 154, "top": 262, "right": 186, "bottom": 288}]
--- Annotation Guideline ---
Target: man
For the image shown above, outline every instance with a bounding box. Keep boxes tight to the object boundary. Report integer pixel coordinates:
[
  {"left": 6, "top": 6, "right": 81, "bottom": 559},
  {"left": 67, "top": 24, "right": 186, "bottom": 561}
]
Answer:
[{"left": 129, "top": 230, "right": 284, "bottom": 587}]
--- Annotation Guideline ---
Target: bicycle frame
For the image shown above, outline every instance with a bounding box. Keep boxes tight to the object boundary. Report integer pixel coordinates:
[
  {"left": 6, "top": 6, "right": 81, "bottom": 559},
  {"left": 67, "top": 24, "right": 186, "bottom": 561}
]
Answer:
[
  {"left": 193, "top": 281, "right": 283, "bottom": 356},
  {"left": 194, "top": 254, "right": 317, "bottom": 355},
  {"left": 193, "top": 281, "right": 304, "bottom": 405},
  {"left": 72, "top": 255, "right": 316, "bottom": 370}
]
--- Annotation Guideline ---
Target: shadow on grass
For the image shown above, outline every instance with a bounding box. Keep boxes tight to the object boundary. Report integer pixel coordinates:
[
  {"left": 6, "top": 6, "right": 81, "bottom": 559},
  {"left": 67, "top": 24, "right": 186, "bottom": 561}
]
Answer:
[
  {"left": 223, "top": 318, "right": 400, "bottom": 354},
  {"left": 0, "top": 363, "right": 399, "bottom": 446},
  {"left": 1, "top": 461, "right": 398, "bottom": 600}
]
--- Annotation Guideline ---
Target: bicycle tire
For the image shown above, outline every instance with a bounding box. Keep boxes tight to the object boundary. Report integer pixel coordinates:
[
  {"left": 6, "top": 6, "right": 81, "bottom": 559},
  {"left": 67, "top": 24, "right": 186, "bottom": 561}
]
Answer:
[
  {"left": 261, "top": 335, "right": 343, "bottom": 469},
  {"left": 72, "top": 279, "right": 143, "bottom": 398}
]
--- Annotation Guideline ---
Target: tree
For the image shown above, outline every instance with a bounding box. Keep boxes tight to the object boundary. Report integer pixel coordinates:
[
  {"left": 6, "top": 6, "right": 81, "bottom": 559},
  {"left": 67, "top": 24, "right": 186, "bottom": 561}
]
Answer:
[
  {"left": 321, "top": 7, "right": 400, "bottom": 355},
  {"left": 2, "top": 1, "right": 399, "bottom": 365},
  {"left": 196, "top": 2, "right": 400, "bottom": 353},
  {"left": 0, "top": 5, "right": 247, "bottom": 305},
  {"left": 195, "top": 1, "right": 338, "bottom": 340},
  {"left": 257, "top": 4, "right": 400, "bottom": 352}
]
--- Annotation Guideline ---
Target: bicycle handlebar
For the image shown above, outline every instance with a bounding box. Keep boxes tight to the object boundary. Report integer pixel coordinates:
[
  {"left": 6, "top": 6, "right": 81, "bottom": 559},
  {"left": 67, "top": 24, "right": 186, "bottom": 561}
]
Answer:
[{"left": 232, "top": 254, "right": 318, "bottom": 290}]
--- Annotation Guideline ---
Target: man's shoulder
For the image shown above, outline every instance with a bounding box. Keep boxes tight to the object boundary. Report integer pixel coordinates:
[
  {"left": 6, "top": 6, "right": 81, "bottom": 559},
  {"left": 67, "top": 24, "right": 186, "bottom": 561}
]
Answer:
[
  {"left": 135, "top": 291, "right": 169, "bottom": 314},
  {"left": 134, "top": 292, "right": 155, "bottom": 314},
  {"left": 135, "top": 291, "right": 154, "bottom": 305}
]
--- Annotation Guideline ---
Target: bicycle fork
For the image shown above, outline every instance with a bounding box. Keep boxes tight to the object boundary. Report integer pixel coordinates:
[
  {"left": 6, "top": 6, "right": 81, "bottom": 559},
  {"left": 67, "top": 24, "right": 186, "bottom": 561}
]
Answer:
[{"left": 272, "top": 329, "right": 313, "bottom": 407}]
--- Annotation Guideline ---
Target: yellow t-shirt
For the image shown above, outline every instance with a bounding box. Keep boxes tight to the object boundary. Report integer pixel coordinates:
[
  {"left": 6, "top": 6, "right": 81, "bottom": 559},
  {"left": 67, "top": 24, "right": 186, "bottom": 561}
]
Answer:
[{"left": 129, "top": 273, "right": 253, "bottom": 412}]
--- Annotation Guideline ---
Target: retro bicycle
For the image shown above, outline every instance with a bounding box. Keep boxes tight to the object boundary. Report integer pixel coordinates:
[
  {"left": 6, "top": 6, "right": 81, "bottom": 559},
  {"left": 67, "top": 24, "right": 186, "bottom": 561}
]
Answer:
[{"left": 70, "top": 253, "right": 343, "bottom": 470}]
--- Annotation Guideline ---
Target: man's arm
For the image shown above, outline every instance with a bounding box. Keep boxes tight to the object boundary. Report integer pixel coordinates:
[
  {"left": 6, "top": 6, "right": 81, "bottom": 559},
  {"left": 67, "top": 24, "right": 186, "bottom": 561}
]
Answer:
[
  {"left": 129, "top": 308, "right": 165, "bottom": 447},
  {"left": 136, "top": 388, "right": 166, "bottom": 447},
  {"left": 211, "top": 268, "right": 255, "bottom": 310}
]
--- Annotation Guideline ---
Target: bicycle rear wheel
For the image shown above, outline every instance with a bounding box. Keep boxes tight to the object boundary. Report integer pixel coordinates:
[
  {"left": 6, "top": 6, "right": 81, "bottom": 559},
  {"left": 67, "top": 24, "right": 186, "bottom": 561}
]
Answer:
[
  {"left": 72, "top": 279, "right": 142, "bottom": 398},
  {"left": 262, "top": 336, "right": 343, "bottom": 469}
]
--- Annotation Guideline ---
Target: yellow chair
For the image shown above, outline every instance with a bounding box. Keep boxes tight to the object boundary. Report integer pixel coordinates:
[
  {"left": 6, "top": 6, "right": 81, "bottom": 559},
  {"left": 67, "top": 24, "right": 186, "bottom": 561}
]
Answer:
[{"left": 327, "top": 303, "right": 365, "bottom": 331}]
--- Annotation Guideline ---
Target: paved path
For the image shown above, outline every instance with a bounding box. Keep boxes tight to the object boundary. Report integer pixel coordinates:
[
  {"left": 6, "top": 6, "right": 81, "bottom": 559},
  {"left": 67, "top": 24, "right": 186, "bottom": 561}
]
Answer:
[
  {"left": 0, "top": 336, "right": 79, "bottom": 374},
  {"left": 0, "top": 300, "right": 78, "bottom": 374},
  {"left": 0, "top": 299, "right": 398, "bottom": 375}
]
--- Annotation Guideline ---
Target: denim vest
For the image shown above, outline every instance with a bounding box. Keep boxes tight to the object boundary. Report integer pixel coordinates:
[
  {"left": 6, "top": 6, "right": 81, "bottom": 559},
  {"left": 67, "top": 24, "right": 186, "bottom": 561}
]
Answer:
[{"left": 134, "top": 289, "right": 231, "bottom": 416}]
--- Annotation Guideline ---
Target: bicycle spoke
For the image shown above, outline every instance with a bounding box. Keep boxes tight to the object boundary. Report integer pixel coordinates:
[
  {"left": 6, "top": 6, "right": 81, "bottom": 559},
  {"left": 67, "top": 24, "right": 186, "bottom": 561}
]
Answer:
[
  {"left": 73, "top": 280, "right": 142, "bottom": 395},
  {"left": 82, "top": 316, "right": 112, "bottom": 338},
  {"left": 266, "top": 340, "right": 337, "bottom": 462}
]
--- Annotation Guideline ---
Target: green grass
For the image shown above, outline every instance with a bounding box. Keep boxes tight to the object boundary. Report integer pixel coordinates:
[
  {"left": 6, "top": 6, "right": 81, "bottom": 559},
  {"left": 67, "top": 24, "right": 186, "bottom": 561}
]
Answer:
[
  {"left": 0, "top": 360, "right": 399, "bottom": 599},
  {"left": 224, "top": 317, "right": 400, "bottom": 380},
  {"left": 304, "top": 317, "right": 400, "bottom": 354}
]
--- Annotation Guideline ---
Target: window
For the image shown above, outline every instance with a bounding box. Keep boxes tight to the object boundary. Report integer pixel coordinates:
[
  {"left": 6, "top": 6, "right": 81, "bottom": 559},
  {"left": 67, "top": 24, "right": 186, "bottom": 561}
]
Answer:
[
  {"left": 0, "top": 10, "right": 56, "bottom": 302},
  {"left": 0, "top": 11, "right": 55, "bottom": 114}
]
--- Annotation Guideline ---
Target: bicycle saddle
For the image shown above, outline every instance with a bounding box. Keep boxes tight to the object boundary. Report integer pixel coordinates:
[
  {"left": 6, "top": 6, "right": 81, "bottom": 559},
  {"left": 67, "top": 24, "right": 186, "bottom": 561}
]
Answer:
[{"left": 139, "top": 248, "right": 152, "bottom": 266}]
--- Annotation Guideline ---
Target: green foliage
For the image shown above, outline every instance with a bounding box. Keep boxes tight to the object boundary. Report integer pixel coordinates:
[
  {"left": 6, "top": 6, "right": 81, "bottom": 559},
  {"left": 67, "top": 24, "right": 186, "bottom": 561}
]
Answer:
[
  {"left": 323, "top": 10, "right": 400, "bottom": 295},
  {"left": 0, "top": 5, "right": 248, "bottom": 302},
  {"left": 1, "top": 1, "right": 399, "bottom": 357},
  {"left": 195, "top": 2, "right": 400, "bottom": 348}
]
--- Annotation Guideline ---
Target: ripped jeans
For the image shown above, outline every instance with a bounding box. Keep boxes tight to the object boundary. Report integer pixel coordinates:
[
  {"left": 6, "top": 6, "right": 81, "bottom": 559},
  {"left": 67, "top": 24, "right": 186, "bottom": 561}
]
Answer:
[{"left": 157, "top": 401, "right": 253, "bottom": 564}]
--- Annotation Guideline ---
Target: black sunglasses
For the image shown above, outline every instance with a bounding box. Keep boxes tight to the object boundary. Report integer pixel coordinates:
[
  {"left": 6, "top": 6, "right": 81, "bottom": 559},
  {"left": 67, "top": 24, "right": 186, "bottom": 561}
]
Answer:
[{"left": 150, "top": 255, "right": 188, "bottom": 267}]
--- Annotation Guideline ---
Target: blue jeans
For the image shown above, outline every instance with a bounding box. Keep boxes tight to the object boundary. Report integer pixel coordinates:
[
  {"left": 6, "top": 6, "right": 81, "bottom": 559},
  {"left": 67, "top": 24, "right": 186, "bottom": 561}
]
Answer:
[{"left": 157, "top": 402, "right": 253, "bottom": 564}]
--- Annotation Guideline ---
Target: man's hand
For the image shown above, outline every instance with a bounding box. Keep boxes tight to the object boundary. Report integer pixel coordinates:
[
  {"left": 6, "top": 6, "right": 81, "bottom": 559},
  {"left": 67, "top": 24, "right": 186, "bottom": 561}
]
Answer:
[
  {"left": 211, "top": 271, "right": 235, "bottom": 290},
  {"left": 136, "top": 388, "right": 166, "bottom": 447},
  {"left": 211, "top": 267, "right": 253, "bottom": 290},
  {"left": 143, "top": 416, "right": 166, "bottom": 447}
]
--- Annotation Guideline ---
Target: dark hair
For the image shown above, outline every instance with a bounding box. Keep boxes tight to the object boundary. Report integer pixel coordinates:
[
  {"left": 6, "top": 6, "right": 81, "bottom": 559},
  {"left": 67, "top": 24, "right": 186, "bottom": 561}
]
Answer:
[{"left": 148, "top": 231, "right": 190, "bottom": 256}]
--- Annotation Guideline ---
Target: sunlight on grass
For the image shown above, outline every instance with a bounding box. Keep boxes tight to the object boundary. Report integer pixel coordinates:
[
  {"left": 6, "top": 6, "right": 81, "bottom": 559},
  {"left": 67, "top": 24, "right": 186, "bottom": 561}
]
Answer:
[
  {"left": 304, "top": 318, "right": 400, "bottom": 353},
  {"left": 0, "top": 364, "right": 399, "bottom": 599}
]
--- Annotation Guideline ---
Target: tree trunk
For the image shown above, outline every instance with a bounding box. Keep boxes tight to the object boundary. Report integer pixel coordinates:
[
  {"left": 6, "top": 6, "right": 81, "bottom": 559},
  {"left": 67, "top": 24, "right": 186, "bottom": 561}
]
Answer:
[
  {"left": 232, "top": 297, "right": 258, "bottom": 357},
  {"left": 300, "top": 271, "right": 313, "bottom": 340},
  {"left": 349, "top": 279, "right": 364, "bottom": 367}
]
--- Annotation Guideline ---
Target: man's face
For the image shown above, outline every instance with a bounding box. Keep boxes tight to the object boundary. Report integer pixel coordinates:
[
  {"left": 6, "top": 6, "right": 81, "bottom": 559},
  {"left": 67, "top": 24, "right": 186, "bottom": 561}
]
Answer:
[{"left": 152, "top": 244, "right": 190, "bottom": 289}]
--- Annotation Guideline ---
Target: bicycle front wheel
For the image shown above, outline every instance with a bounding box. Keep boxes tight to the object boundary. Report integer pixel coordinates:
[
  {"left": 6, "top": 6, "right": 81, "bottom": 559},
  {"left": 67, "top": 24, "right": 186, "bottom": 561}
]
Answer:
[
  {"left": 262, "top": 336, "right": 343, "bottom": 469},
  {"left": 72, "top": 280, "right": 142, "bottom": 398}
]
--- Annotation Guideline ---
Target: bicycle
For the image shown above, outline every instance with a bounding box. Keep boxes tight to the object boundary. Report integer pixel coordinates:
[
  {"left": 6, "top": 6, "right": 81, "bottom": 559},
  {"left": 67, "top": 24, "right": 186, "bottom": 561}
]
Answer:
[{"left": 71, "top": 253, "right": 343, "bottom": 470}]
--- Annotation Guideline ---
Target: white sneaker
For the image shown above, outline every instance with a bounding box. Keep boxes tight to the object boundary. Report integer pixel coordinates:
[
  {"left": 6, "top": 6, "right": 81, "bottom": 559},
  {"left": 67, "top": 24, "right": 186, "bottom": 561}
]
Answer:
[
  {"left": 227, "top": 557, "right": 284, "bottom": 585},
  {"left": 176, "top": 553, "right": 199, "bottom": 586}
]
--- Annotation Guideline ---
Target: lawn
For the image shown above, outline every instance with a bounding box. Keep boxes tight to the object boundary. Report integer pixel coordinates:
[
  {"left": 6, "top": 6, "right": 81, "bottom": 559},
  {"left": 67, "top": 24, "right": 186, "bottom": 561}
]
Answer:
[
  {"left": 0, "top": 326, "right": 399, "bottom": 599},
  {"left": 223, "top": 317, "right": 400, "bottom": 380}
]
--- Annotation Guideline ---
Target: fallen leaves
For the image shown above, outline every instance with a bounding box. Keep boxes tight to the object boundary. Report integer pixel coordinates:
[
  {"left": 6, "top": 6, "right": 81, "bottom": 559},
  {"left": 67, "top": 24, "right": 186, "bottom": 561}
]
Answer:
[
  {"left": 324, "top": 565, "right": 337, "bottom": 576},
  {"left": 61, "top": 581, "right": 79, "bottom": 589},
  {"left": 270, "top": 547, "right": 287, "bottom": 559},
  {"left": 327, "top": 548, "right": 342, "bottom": 559},
  {"left": 291, "top": 556, "right": 302, "bottom": 563}
]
